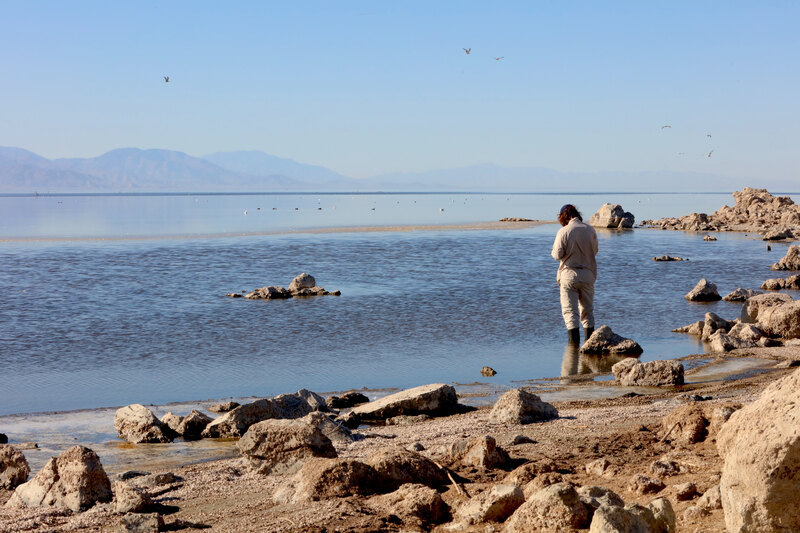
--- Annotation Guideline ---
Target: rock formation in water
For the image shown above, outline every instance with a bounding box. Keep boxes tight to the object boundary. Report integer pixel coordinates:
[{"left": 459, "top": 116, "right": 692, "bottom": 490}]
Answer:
[{"left": 589, "top": 204, "right": 635, "bottom": 229}]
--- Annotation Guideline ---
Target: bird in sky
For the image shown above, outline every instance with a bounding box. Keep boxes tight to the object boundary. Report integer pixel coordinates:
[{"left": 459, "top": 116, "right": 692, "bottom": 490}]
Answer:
[
  {"left": 707, "top": 150, "right": 714, "bottom": 158},
  {"left": 494, "top": 57, "right": 504, "bottom": 61},
  {"left": 706, "top": 134, "right": 712, "bottom": 138},
  {"left": 163, "top": 76, "right": 169, "bottom": 83},
  {"left": 463, "top": 48, "right": 471, "bottom": 55},
  {"left": 661, "top": 125, "right": 671, "bottom": 129}
]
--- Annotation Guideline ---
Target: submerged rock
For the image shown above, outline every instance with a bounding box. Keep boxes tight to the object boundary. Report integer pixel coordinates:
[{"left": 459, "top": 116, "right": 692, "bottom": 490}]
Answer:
[
  {"left": 114, "top": 404, "right": 173, "bottom": 444},
  {"left": 722, "top": 288, "right": 761, "bottom": 302}
]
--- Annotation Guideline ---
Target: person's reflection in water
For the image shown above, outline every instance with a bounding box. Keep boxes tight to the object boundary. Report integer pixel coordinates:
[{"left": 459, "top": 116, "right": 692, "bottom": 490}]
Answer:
[
  {"left": 561, "top": 343, "right": 632, "bottom": 383},
  {"left": 560, "top": 341, "right": 581, "bottom": 383}
]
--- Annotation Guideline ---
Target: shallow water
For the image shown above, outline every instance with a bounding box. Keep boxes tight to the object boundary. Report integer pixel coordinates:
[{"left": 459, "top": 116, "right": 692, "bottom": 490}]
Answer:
[{"left": 1, "top": 192, "right": 797, "bottom": 418}]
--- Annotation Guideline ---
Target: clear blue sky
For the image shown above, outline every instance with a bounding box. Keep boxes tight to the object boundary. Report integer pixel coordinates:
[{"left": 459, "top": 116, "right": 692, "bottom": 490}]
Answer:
[{"left": 1, "top": 1, "right": 798, "bottom": 180}]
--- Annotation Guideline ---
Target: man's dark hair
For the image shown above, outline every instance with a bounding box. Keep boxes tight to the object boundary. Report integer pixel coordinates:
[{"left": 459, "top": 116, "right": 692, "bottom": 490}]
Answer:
[{"left": 558, "top": 204, "right": 583, "bottom": 226}]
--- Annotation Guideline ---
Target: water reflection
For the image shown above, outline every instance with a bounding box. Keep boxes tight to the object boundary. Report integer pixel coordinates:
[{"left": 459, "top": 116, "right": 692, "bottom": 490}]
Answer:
[{"left": 560, "top": 342, "right": 633, "bottom": 381}]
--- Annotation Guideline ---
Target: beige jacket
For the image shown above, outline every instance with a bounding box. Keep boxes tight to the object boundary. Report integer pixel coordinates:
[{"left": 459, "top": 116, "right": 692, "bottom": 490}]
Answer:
[{"left": 551, "top": 218, "right": 598, "bottom": 284}]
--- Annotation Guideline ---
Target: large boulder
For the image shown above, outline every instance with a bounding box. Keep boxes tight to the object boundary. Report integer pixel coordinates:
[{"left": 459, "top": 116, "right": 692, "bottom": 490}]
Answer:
[
  {"left": 580, "top": 325, "right": 643, "bottom": 355},
  {"left": 346, "top": 383, "right": 458, "bottom": 426},
  {"left": 756, "top": 300, "right": 800, "bottom": 339},
  {"left": 684, "top": 278, "right": 721, "bottom": 301},
  {"left": 0, "top": 444, "right": 30, "bottom": 489},
  {"left": 364, "top": 447, "right": 448, "bottom": 489},
  {"left": 589, "top": 204, "right": 635, "bottom": 229},
  {"left": 455, "top": 483, "right": 524, "bottom": 524},
  {"left": 741, "top": 292, "right": 793, "bottom": 323},
  {"left": 505, "top": 482, "right": 590, "bottom": 532},
  {"left": 367, "top": 484, "right": 450, "bottom": 529},
  {"left": 272, "top": 458, "right": 382, "bottom": 504},
  {"left": 488, "top": 389, "right": 558, "bottom": 424},
  {"left": 661, "top": 404, "right": 708, "bottom": 444},
  {"left": 114, "top": 404, "right": 173, "bottom": 444},
  {"left": 717, "top": 367, "right": 800, "bottom": 532},
  {"left": 5, "top": 446, "right": 112, "bottom": 512},
  {"left": 612, "top": 358, "right": 684, "bottom": 387},
  {"left": 771, "top": 244, "right": 800, "bottom": 270},
  {"left": 236, "top": 418, "right": 337, "bottom": 475},
  {"left": 707, "top": 331, "right": 757, "bottom": 352},
  {"left": 203, "top": 388, "right": 327, "bottom": 438}
]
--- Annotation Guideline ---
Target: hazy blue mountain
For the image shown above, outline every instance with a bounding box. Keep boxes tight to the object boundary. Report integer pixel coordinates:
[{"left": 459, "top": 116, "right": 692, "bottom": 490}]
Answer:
[{"left": 204, "top": 150, "right": 356, "bottom": 187}]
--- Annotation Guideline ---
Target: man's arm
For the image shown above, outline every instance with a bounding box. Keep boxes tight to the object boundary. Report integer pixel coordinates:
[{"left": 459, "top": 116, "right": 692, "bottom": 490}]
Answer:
[{"left": 552, "top": 228, "right": 566, "bottom": 261}]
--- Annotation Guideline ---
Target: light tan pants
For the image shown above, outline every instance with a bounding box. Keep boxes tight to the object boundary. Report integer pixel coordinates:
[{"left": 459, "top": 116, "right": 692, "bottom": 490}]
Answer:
[{"left": 559, "top": 269, "right": 595, "bottom": 330}]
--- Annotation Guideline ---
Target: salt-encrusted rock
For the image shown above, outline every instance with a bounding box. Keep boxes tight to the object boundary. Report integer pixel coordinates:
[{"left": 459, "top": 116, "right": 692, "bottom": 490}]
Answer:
[
  {"left": 367, "top": 484, "right": 450, "bottom": 529},
  {"left": 272, "top": 458, "right": 382, "bottom": 504},
  {"left": 771, "top": 244, "right": 800, "bottom": 270},
  {"left": 578, "top": 485, "right": 624, "bottom": 510},
  {"left": 662, "top": 404, "right": 708, "bottom": 444},
  {"left": 671, "top": 320, "right": 704, "bottom": 335},
  {"left": 502, "top": 460, "right": 558, "bottom": 486},
  {"left": 456, "top": 483, "right": 525, "bottom": 524},
  {"left": 326, "top": 391, "right": 369, "bottom": 409},
  {"left": 364, "top": 447, "right": 448, "bottom": 489},
  {"left": 707, "top": 331, "right": 757, "bottom": 352},
  {"left": 114, "top": 404, "right": 173, "bottom": 444},
  {"left": 237, "top": 418, "right": 337, "bottom": 475},
  {"left": 589, "top": 204, "right": 635, "bottom": 228},
  {"left": 505, "top": 482, "right": 590, "bottom": 532},
  {"left": 629, "top": 474, "right": 665, "bottom": 494},
  {"left": 113, "top": 480, "right": 152, "bottom": 513},
  {"left": 160, "top": 412, "right": 183, "bottom": 436},
  {"left": 684, "top": 278, "right": 721, "bottom": 301},
  {"left": 488, "top": 389, "right": 558, "bottom": 424},
  {"left": 703, "top": 234, "right": 717, "bottom": 241},
  {"left": 584, "top": 457, "right": 613, "bottom": 478},
  {"left": 448, "top": 435, "right": 509, "bottom": 469},
  {"left": 741, "top": 292, "right": 793, "bottom": 323},
  {"left": 0, "top": 444, "right": 30, "bottom": 489},
  {"left": 675, "top": 482, "right": 698, "bottom": 501},
  {"left": 203, "top": 388, "right": 327, "bottom": 438},
  {"left": 347, "top": 383, "right": 458, "bottom": 426},
  {"left": 697, "top": 484, "right": 722, "bottom": 510},
  {"left": 762, "top": 227, "right": 794, "bottom": 240},
  {"left": 727, "top": 322, "right": 765, "bottom": 341},
  {"left": 120, "top": 512, "right": 164, "bottom": 532},
  {"left": 717, "top": 367, "right": 800, "bottom": 531},
  {"left": 5, "top": 445, "right": 112, "bottom": 512},
  {"left": 176, "top": 410, "right": 213, "bottom": 440},
  {"left": 581, "top": 325, "right": 643, "bottom": 355},
  {"left": 652, "top": 255, "right": 684, "bottom": 261},
  {"left": 288, "top": 272, "right": 316, "bottom": 291},
  {"left": 722, "top": 288, "right": 761, "bottom": 302},
  {"left": 757, "top": 300, "right": 800, "bottom": 339},
  {"left": 700, "top": 312, "right": 733, "bottom": 340},
  {"left": 208, "top": 401, "right": 239, "bottom": 413},
  {"left": 245, "top": 285, "right": 291, "bottom": 299},
  {"left": 612, "top": 358, "right": 684, "bottom": 387}
]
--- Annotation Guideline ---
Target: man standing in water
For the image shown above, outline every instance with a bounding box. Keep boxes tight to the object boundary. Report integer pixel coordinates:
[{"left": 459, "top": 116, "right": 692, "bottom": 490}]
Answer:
[{"left": 552, "top": 204, "right": 598, "bottom": 345}]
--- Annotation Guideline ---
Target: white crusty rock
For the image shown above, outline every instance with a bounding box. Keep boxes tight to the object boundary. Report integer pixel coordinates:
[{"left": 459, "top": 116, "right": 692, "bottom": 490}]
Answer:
[
  {"left": 684, "top": 278, "right": 721, "bottom": 301},
  {"left": 756, "top": 300, "right": 800, "bottom": 339},
  {"left": 114, "top": 404, "right": 172, "bottom": 444},
  {"left": 771, "top": 244, "right": 800, "bottom": 270},
  {"left": 589, "top": 204, "right": 635, "bottom": 228},
  {"left": 0, "top": 444, "right": 30, "bottom": 490},
  {"left": 272, "top": 457, "right": 382, "bottom": 504},
  {"left": 612, "top": 358, "right": 684, "bottom": 387},
  {"left": 717, "top": 367, "right": 800, "bottom": 532},
  {"left": 580, "top": 325, "right": 643, "bottom": 355},
  {"left": 346, "top": 383, "right": 458, "bottom": 426},
  {"left": 488, "top": 389, "right": 558, "bottom": 424},
  {"left": 236, "top": 418, "right": 337, "bottom": 475},
  {"left": 505, "top": 482, "right": 590, "bottom": 532},
  {"left": 5, "top": 445, "right": 112, "bottom": 512}
]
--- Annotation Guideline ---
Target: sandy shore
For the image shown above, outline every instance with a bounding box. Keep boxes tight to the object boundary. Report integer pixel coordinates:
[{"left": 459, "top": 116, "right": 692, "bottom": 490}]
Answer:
[{"left": 2, "top": 346, "right": 798, "bottom": 532}]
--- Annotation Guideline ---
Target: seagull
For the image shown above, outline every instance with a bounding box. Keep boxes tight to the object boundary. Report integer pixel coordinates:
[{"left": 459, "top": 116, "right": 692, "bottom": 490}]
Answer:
[
  {"left": 707, "top": 150, "right": 714, "bottom": 158},
  {"left": 706, "top": 134, "right": 712, "bottom": 138},
  {"left": 493, "top": 57, "right": 504, "bottom": 61},
  {"left": 661, "top": 125, "right": 671, "bottom": 129},
  {"left": 163, "top": 76, "right": 169, "bottom": 83},
  {"left": 463, "top": 48, "right": 471, "bottom": 55}
]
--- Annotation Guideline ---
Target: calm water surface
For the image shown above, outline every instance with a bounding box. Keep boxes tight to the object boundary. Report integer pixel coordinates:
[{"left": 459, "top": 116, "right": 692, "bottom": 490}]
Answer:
[{"left": 1, "top": 192, "right": 796, "bottom": 415}]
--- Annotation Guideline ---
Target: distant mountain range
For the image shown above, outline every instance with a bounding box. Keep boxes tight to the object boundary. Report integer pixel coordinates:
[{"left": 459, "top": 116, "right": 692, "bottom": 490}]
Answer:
[{"left": 0, "top": 146, "right": 783, "bottom": 193}]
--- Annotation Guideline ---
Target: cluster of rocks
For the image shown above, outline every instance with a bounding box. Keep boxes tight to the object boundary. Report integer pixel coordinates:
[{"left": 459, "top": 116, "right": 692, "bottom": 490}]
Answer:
[
  {"left": 226, "top": 273, "right": 341, "bottom": 300},
  {"left": 653, "top": 255, "right": 686, "bottom": 261},
  {"left": 589, "top": 203, "right": 635, "bottom": 229},
  {"left": 499, "top": 217, "right": 534, "bottom": 222},
  {"left": 761, "top": 273, "right": 800, "bottom": 290},
  {"left": 641, "top": 187, "right": 800, "bottom": 239}
]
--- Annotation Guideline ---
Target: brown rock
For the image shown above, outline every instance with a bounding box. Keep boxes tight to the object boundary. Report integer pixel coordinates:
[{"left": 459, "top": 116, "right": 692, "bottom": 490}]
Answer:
[
  {"left": 758, "top": 300, "right": 800, "bottom": 339},
  {"left": 288, "top": 272, "right": 316, "bottom": 291},
  {"left": 208, "top": 401, "right": 240, "bottom": 413},
  {"left": 629, "top": 474, "right": 665, "bottom": 495},
  {"left": 272, "top": 458, "right": 382, "bottom": 504},
  {"left": 0, "top": 444, "right": 30, "bottom": 490},
  {"left": 505, "top": 482, "right": 590, "bottom": 532},
  {"left": 684, "top": 278, "right": 721, "bottom": 301},
  {"left": 176, "top": 410, "right": 213, "bottom": 440},
  {"left": 113, "top": 480, "right": 152, "bottom": 513},
  {"left": 612, "top": 358, "right": 684, "bottom": 387},
  {"left": 771, "top": 244, "right": 800, "bottom": 270},
  {"left": 581, "top": 325, "right": 643, "bottom": 355},
  {"left": 114, "top": 404, "right": 173, "bottom": 444},
  {"left": 662, "top": 404, "right": 708, "bottom": 444},
  {"left": 456, "top": 483, "right": 525, "bottom": 524},
  {"left": 502, "top": 460, "right": 558, "bottom": 486},
  {"left": 671, "top": 320, "right": 704, "bottom": 335},
  {"left": 448, "top": 435, "right": 509, "bottom": 469},
  {"left": 237, "top": 418, "right": 337, "bottom": 475},
  {"left": 367, "top": 484, "right": 450, "bottom": 528},
  {"left": 675, "top": 482, "right": 698, "bottom": 501},
  {"left": 348, "top": 383, "right": 458, "bottom": 425},
  {"left": 364, "top": 447, "right": 448, "bottom": 489},
  {"left": 488, "top": 389, "right": 558, "bottom": 424},
  {"left": 722, "top": 288, "right": 761, "bottom": 302}
]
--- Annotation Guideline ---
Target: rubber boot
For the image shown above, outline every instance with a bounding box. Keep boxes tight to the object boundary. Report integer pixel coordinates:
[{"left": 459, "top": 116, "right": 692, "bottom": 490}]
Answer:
[
  {"left": 567, "top": 328, "right": 581, "bottom": 345},
  {"left": 584, "top": 327, "right": 594, "bottom": 341}
]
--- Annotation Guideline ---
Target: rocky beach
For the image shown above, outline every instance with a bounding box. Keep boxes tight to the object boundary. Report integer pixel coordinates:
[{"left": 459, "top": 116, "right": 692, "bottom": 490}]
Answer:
[{"left": 2, "top": 189, "right": 800, "bottom": 532}]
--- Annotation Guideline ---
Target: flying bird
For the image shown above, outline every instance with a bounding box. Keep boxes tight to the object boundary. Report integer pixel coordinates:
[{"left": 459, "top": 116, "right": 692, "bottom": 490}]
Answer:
[
  {"left": 163, "top": 76, "right": 169, "bottom": 83},
  {"left": 661, "top": 125, "right": 671, "bottom": 129},
  {"left": 706, "top": 134, "right": 712, "bottom": 138},
  {"left": 494, "top": 57, "right": 504, "bottom": 61},
  {"left": 707, "top": 150, "right": 714, "bottom": 158},
  {"left": 463, "top": 48, "right": 471, "bottom": 55}
]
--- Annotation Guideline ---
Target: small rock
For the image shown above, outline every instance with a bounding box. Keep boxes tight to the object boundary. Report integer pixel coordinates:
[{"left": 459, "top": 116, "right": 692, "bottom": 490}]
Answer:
[
  {"left": 683, "top": 505, "right": 710, "bottom": 520},
  {"left": 696, "top": 484, "right": 722, "bottom": 510},
  {"left": 0, "top": 444, "right": 30, "bottom": 489},
  {"left": 15, "top": 442, "right": 38, "bottom": 450},
  {"left": 407, "top": 442, "right": 425, "bottom": 452},
  {"left": 651, "top": 459, "right": 681, "bottom": 477},
  {"left": 723, "top": 288, "right": 762, "bottom": 302},
  {"left": 364, "top": 447, "right": 448, "bottom": 489},
  {"left": 385, "top": 414, "right": 431, "bottom": 426},
  {"left": 510, "top": 435, "right": 536, "bottom": 445},
  {"left": 489, "top": 389, "right": 558, "bottom": 425},
  {"left": 120, "top": 512, "right": 164, "bottom": 533},
  {"left": 326, "top": 391, "right": 369, "bottom": 409},
  {"left": 612, "top": 358, "right": 684, "bottom": 387},
  {"left": 225, "top": 293, "right": 243, "bottom": 298},
  {"left": 456, "top": 484, "right": 525, "bottom": 524},
  {"left": 177, "top": 410, "right": 213, "bottom": 440},
  {"left": 503, "top": 460, "right": 558, "bottom": 486},
  {"left": 208, "top": 401, "right": 240, "bottom": 413},
  {"left": 114, "top": 404, "right": 172, "bottom": 444},
  {"left": 448, "top": 435, "right": 509, "bottom": 469},
  {"left": 685, "top": 278, "right": 721, "bottom": 301},
  {"left": 0, "top": 433, "right": 7, "bottom": 444},
  {"left": 480, "top": 366, "right": 497, "bottom": 377},
  {"left": 771, "top": 244, "right": 800, "bottom": 270},
  {"left": 675, "top": 482, "right": 698, "bottom": 501},
  {"left": 585, "top": 457, "right": 612, "bottom": 477},
  {"left": 629, "top": 474, "right": 665, "bottom": 495},
  {"left": 652, "top": 255, "right": 684, "bottom": 261},
  {"left": 703, "top": 234, "right": 717, "bottom": 241},
  {"left": 114, "top": 480, "right": 152, "bottom": 513},
  {"left": 578, "top": 485, "right": 624, "bottom": 510},
  {"left": 237, "top": 418, "right": 337, "bottom": 475},
  {"left": 367, "top": 484, "right": 450, "bottom": 529},
  {"left": 505, "top": 482, "right": 590, "bottom": 532},
  {"left": 273, "top": 458, "right": 381, "bottom": 504},
  {"left": 581, "top": 325, "right": 643, "bottom": 355},
  {"left": 288, "top": 272, "right": 316, "bottom": 291}
]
